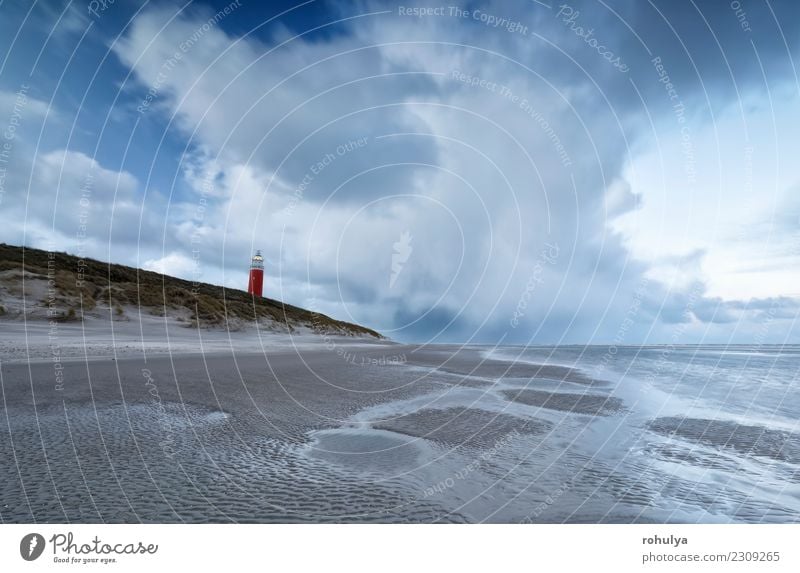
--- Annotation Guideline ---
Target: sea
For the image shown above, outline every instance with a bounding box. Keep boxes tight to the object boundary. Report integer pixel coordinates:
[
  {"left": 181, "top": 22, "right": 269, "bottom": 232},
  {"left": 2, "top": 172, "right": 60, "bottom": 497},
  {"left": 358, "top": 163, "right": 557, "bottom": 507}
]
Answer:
[
  {"left": 460, "top": 344, "right": 800, "bottom": 522},
  {"left": 305, "top": 343, "right": 800, "bottom": 523}
]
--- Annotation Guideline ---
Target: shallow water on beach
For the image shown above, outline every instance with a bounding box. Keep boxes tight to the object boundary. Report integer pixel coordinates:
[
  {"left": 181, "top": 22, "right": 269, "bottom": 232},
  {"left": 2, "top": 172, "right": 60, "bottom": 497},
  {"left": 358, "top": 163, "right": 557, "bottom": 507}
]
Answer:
[
  {"left": 1, "top": 344, "right": 798, "bottom": 523},
  {"left": 482, "top": 345, "right": 800, "bottom": 522}
]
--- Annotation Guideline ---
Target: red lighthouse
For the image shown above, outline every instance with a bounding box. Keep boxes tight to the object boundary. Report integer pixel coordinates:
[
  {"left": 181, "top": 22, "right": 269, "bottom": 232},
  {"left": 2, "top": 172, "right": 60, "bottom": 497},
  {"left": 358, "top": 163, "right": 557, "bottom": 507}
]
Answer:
[{"left": 248, "top": 250, "right": 264, "bottom": 297}]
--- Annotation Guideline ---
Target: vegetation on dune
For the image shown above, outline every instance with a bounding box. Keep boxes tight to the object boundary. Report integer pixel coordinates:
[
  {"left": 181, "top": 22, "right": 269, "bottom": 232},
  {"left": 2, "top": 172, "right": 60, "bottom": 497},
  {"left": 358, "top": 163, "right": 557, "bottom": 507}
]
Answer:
[{"left": 0, "top": 243, "right": 382, "bottom": 338}]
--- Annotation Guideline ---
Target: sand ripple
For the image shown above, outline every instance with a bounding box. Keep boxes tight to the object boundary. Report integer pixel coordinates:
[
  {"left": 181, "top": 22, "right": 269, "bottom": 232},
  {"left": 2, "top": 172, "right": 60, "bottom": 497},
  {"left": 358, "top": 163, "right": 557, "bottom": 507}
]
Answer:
[
  {"left": 374, "top": 407, "right": 550, "bottom": 449},
  {"left": 0, "top": 402, "right": 466, "bottom": 523},
  {"left": 502, "top": 389, "right": 624, "bottom": 416},
  {"left": 648, "top": 417, "right": 800, "bottom": 464}
]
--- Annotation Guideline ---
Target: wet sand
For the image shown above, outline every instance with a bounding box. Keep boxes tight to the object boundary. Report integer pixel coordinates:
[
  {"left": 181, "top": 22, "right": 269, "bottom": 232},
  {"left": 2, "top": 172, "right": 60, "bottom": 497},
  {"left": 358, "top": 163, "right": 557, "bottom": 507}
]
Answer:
[
  {"left": 374, "top": 406, "right": 551, "bottom": 449},
  {"left": 401, "top": 345, "right": 597, "bottom": 385},
  {"left": 648, "top": 417, "right": 800, "bottom": 465},
  {"left": 503, "top": 389, "right": 625, "bottom": 416},
  {"left": 3, "top": 327, "right": 799, "bottom": 523},
  {"left": 0, "top": 341, "right": 461, "bottom": 522}
]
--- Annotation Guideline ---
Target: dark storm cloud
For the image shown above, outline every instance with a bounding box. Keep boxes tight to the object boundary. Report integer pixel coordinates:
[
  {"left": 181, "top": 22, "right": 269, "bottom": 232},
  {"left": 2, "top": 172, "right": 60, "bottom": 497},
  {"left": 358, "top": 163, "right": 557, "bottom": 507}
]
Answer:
[
  {"left": 1, "top": 0, "right": 798, "bottom": 343},
  {"left": 533, "top": 0, "right": 800, "bottom": 104}
]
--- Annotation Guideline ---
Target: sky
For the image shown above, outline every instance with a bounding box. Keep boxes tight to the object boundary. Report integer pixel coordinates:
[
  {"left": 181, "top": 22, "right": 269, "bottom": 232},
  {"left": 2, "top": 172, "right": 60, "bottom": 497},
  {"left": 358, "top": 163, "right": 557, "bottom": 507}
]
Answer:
[{"left": 0, "top": 0, "right": 798, "bottom": 345}]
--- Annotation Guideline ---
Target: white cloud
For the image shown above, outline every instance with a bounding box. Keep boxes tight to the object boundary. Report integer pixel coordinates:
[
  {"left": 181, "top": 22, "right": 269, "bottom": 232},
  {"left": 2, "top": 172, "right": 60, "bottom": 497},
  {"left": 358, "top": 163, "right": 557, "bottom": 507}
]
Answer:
[
  {"left": 614, "top": 90, "right": 800, "bottom": 301},
  {"left": 7, "top": 1, "right": 785, "bottom": 343},
  {"left": 143, "top": 251, "right": 198, "bottom": 277}
]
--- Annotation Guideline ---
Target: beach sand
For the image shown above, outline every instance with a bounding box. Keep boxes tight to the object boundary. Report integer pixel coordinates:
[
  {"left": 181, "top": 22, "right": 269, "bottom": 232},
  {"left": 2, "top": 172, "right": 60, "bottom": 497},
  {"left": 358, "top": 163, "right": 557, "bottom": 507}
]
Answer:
[
  {"left": 0, "top": 318, "right": 454, "bottom": 522},
  {"left": 0, "top": 317, "right": 598, "bottom": 523},
  {"left": 3, "top": 319, "right": 798, "bottom": 523}
]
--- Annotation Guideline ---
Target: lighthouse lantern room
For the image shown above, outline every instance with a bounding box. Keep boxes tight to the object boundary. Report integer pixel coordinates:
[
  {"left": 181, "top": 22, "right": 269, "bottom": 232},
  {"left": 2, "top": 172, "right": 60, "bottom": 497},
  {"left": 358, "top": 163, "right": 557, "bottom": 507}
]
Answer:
[{"left": 248, "top": 250, "right": 264, "bottom": 297}]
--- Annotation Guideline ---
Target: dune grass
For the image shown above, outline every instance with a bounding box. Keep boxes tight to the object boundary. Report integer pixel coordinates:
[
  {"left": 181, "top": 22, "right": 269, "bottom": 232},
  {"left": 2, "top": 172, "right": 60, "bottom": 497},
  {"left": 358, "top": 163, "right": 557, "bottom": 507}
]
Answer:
[{"left": 0, "top": 243, "right": 382, "bottom": 337}]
